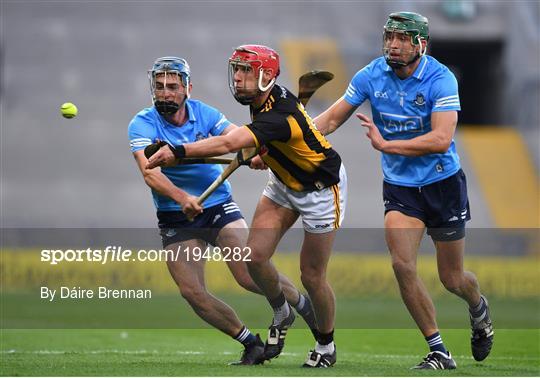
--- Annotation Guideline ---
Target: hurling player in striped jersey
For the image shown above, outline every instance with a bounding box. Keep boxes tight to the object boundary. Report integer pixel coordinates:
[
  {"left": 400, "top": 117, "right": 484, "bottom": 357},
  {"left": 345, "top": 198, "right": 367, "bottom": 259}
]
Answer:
[{"left": 146, "top": 46, "right": 347, "bottom": 368}]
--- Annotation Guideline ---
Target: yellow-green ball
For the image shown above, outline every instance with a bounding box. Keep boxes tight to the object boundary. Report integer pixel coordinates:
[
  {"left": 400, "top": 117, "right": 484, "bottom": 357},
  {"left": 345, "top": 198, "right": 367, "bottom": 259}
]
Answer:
[{"left": 60, "top": 102, "right": 78, "bottom": 119}]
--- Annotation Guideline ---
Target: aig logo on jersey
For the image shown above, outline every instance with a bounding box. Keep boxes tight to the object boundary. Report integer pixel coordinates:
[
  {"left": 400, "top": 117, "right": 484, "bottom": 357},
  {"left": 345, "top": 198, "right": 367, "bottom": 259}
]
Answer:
[
  {"left": 414, "top": 93, "right": 426, "bottom": 107},
  {"left": 380, "top": 112, "right": 424, "bottom": 134}
]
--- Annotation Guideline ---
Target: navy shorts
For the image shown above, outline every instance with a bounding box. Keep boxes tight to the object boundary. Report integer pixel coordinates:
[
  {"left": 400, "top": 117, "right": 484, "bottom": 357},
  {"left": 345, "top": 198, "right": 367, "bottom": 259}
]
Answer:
[
  {"left": 383, "top": 169, "right": 471, "bottom": 241},
  {"left": 157, "top": 197, "right": 244, "bottom": 248}
]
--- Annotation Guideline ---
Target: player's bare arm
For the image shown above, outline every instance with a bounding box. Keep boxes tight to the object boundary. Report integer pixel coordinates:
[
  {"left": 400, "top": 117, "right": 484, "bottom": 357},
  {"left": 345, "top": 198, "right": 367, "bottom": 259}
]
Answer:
[
  {"left": 314, "top": 96, "right": 358, "bottom": 136},
  {"left": 220, "top": 123, "right": 239, "bottom": 135},
  {"left": 146, "top": 127, "right": 255, "bottom": 169},
  {"left": 220, "top": 124, "right": 267, "bottom": 170},
  {"left": 185, "top": 123, "right": 256, "bottom": 156},
  {"left": 133, "top": 150, "right": 203, "bottom": 216},
  {"left": 358, "top": 110, "right": 457, "bottom": 156}
]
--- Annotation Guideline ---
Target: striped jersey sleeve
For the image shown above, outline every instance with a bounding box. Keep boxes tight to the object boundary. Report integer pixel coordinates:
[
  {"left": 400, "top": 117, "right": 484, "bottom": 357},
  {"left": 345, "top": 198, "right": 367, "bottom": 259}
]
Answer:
[
  {"left": 206, "top": 105, "right": 232, "bottom": 136},
  {"left": 128, "top": 113, "right": 156, "bottom": 152},
  {"left": 431, "top": 70, "right": 461, "bottom": 112},
  {"left": 343, "top": 65, "right": 370, "bottom": 106}
]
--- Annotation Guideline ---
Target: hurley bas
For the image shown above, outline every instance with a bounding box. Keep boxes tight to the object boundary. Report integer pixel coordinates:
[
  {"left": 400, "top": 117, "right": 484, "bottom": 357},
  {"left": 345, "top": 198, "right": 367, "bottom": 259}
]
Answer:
[{"left": 41, "top": 286, "right": 152, "bottom": 301}]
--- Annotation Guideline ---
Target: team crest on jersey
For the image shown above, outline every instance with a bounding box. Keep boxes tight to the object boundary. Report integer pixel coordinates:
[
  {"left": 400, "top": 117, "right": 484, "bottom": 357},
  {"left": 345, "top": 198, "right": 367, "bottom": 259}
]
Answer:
[
  {"left": 414, "top": 93, "right": 426, "bottom": 107},
  {"left": 279, "top": 85, "right": 287, "bottom": 99}
]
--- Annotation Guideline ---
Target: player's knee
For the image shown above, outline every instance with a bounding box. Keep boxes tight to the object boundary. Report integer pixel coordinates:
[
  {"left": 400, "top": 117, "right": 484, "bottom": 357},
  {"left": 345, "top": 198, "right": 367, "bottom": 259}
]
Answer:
[
  {"left": 300, "top": 267, "right": 324, "bottom": 290},
  {"left": 234, "top": 273, "right": 259, "bottom": 293},
  {"left": 180, "top": 285, "right": 209, "bottom": 307},
  {"left": 440, "top": 274, "right": 463, "bottom": 294},
  {"left": 391, "top": 259, "right": 417, "bottom": 280}
]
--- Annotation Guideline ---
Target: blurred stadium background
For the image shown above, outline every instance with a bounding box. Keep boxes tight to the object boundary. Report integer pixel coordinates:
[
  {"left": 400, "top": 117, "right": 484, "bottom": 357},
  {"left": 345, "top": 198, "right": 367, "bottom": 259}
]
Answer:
[
  {"left": 1, "top": 0, "right": 539, "bottom": 333},
  {"left": 1, "top": 0, "right": 538, "bottom": 229}
]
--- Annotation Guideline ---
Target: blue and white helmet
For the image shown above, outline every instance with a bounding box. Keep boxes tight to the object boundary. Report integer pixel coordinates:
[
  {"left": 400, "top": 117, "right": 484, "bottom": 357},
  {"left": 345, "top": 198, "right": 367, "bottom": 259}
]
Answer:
[
  {"left": 148, "top": 56, "right": 191, "bottom": 98},
  {"left": 148, "top": 57, "right": 191, "bottom": 116}
]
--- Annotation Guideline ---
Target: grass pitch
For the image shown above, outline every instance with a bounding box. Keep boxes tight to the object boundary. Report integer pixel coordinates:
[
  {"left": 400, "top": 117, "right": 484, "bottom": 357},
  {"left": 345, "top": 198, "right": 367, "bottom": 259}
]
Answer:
[
  {"left": 1, "top": 328, "right": 539, "bottom": 376},
  {"left": 2, "top": 292, "right": 539, "bottom": 375}
]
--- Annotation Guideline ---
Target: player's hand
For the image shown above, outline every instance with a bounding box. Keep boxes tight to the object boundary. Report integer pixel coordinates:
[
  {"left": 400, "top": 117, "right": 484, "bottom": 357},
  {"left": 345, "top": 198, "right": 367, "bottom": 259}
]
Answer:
[
  {"left": 249, "top": 155, "right": 268, "bottom": 170},
  {"left": 180, "top": 195, "right": 203, "bottom": 221},
  {"left": 146, "top": 143, "right": 178, "bottom": 169},
  {"left": 356, "top": 113, "right": 387, "bottom": 152}
]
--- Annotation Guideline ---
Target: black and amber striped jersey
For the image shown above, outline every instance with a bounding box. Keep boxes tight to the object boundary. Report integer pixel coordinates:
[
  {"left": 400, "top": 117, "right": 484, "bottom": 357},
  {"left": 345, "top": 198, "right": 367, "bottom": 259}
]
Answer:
[{"left": 244, "top": 85, "right": 342, "bottom": 192}]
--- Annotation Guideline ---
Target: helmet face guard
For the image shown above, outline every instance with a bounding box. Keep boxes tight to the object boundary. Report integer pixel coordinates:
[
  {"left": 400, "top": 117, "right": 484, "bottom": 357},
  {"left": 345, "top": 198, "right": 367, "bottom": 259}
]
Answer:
[
  {"left": 148, "top": 56, "right": 191, "bottom": 116},
  {"left": 228, "top": 45, "right": 280, "bottom": 105},
  {"left": 383, "top": 12, "right": 429, "bottom": 68}
]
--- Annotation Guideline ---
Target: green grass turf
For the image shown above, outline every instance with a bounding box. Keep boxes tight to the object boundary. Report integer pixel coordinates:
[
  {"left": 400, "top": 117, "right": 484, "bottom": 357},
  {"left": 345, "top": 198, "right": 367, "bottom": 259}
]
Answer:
[
  {"left": 1, "top": 329, "right": 539, "bottom": 376},
  {"left": 2, "top": 293, "right": 539, "bottom": 328}
]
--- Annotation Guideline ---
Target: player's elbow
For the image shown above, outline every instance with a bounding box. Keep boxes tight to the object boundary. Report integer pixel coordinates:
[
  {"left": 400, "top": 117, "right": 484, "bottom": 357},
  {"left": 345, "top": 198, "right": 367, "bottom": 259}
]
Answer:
[
  {"left": 222, "top": 137, "right": 238, "bottom": 153},
  {"left": 327, "top": 120, "right": 343, "bottom": 135},
  {"left": 220, "top": 134, "right": 249, "bottom": 154},
  {"left": 431, "top": 144, "right": 449, "bottom": 154},
  {"left": 317, "top": 120, "right": 336, "bottom": 136},
  {"left": 313, "top": 118, "right": 327, "bottom": 135},
  {"left": 142, "top": 168, "right": 160, "bottom": 185},
  {"left": 314, "top": 115, "right": 337, "bottom": 136},
  {"left": 432, "top": 136, "right": 452, "bottom": 154}
]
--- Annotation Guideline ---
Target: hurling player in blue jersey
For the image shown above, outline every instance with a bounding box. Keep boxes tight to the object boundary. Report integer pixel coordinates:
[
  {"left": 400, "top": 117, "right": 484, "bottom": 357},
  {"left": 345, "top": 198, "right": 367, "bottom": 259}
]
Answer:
[
  {"left": 314, "top": 12, "right": 493, "bottom": 370},
  {"left": 128, "top": 57, "right": 317, "bottom": 365}
]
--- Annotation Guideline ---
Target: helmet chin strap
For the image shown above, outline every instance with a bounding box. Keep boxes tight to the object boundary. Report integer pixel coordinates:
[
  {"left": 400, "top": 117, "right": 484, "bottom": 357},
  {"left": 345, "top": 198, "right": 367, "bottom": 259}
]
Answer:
[
  {"left": 155, "top": 100, "right": 180, "bottom": 116},
  {"left": 230, "top": 69, "right": 275, "bottom": 105},
  {"left": 184, "top": 81, "right": 191, "bottom": 99},
  {"left": 416, "top": 35, "right": 427, "bottom": 56},
  {"left": 258, "top": 69, "right": 275, "bottom": 92},
  {"left": 154, "top": 94, "right": 188, "bottom": 116},
  {"left": 384, "top": 37, "right": 426, "bottom": 69},
  {"left": 385, "top": 52, "right": 419, "bottom": 68}
]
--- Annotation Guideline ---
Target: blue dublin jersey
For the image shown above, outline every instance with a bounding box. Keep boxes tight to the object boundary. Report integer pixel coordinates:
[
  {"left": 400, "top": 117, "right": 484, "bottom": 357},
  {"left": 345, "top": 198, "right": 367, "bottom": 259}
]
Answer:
[
  {"left": 128, "top": 100, "right": 232, "bottom": 211},
  {"left": 344, "top": 55, "right": 461, "bottom": 186}
]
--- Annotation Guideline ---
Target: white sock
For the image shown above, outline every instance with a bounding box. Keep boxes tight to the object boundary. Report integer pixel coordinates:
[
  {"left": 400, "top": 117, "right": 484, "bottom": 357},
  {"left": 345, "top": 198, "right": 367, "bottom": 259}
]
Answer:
[{"left": 315, "top": 341, "right": 335, "bottom": 355}]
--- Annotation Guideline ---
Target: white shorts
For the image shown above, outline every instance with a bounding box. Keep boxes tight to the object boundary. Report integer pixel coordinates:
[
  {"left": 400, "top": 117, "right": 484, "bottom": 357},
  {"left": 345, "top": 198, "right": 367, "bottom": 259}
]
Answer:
[{"left": 262, "top": 164, "right": 347, "bottom": 233}]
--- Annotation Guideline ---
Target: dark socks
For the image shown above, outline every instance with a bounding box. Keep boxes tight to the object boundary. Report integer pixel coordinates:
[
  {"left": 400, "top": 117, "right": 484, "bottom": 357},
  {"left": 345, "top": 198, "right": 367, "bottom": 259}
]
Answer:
[
  {"left": 234, "top": 325, "right": 257, "bottom": 347},
  {"left": 469, "top": 295, "right": 488, "bottom": 322},
  {"left": 425, "top": 331, "right": 448, "bottom": 355},
  {"left": 293, "top": 293, "right": 318, "bottom": 337},
  {"left": 317, "top": 329, "right": 334, "bottom": 346}
]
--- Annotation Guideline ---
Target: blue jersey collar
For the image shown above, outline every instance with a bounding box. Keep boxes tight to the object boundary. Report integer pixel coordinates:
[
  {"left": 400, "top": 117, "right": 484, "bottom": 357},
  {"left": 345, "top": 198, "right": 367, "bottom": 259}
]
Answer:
[
  {"left": 383, "top": 55, "right": 429, "bottom": 81},
  {"left": 185, "top": 100, "right": 197, "bottom": 123}
]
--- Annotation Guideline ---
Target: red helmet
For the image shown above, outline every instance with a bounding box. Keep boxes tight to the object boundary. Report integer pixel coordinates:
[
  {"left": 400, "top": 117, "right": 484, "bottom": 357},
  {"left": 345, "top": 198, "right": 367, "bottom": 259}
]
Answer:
[
  {"left": 228, "top": 45, "right": 280, "bottom": 104},
  {"left": 229, "top": 44, "right": 280, "bottom": 78}
]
